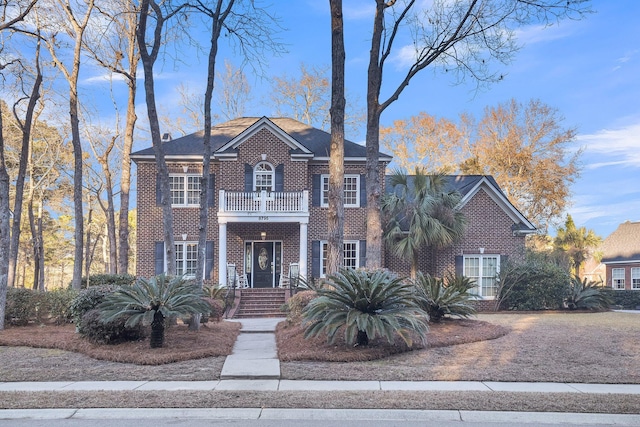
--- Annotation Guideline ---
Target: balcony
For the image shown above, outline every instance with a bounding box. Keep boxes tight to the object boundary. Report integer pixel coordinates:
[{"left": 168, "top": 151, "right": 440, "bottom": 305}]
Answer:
[{"left": 218, "top": 190, "right": 309, "bottom": 222}]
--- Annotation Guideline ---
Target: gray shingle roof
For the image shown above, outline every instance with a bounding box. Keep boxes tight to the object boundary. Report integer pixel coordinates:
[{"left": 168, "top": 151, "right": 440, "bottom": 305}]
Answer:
[
  {"left": 601, "top": 221, "right": 640, "bottom": 263},
  {"left": 131, "top": 117, "right": 390, "bottom": 160}
]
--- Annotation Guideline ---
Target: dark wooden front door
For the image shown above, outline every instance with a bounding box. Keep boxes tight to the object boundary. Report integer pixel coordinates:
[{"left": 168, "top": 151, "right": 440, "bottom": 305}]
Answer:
[{"left": 252, "top": 241, "right": 274, "bottom": 288}]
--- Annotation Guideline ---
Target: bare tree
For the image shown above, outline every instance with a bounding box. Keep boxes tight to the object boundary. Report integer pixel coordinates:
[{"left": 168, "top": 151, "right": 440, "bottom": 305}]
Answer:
[
  {"left": 40, "top": 0, "right": 96, "bottom": 289},
  {"left": 216, "top": 60, "right": 250, "bottom": 120},
  {"left": 363, "top": 0, "right": 591, "bottom": 268},
  {"left": 326, "top": 0, "right": 345, "bottom": 276}
]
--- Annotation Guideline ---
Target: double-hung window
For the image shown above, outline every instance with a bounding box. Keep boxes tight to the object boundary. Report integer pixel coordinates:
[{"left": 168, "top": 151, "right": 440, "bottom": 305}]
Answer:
[
  {"left": 170, "top": 175, "right": 200, "bottom": 206},
  {"left": 175, "top": 242, "right": 198, "bottom": 277},
  {"left": 321, "top": 174, "right": 360, "bottom": 207},
  {"left": 632, "top": 268, "right": 640, "bottom": 290},
  {"left": 320, "top": 240, "right": 360, "bottom": 277},
  {"left": 612, "top": 268, "right": 625, "bottom": 290},
  {"left": 464, "top": 255, "right": 500, "bottom": 298}
]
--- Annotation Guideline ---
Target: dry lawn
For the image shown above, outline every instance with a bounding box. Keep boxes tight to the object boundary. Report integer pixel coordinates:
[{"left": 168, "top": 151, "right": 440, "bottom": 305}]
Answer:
[{"left": 1, "top": 311, "right": 639, "bottom": 413}]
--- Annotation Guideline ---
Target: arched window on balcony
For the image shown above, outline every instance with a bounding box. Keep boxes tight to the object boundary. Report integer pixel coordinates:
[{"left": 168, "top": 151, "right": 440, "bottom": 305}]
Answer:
[{"left": 254, "top": 162, "right": 274, "bottom": 193}]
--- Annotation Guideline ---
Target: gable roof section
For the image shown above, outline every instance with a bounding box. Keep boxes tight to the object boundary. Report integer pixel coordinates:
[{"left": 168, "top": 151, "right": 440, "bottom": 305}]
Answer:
[
  {"left": 601, "top": 221, "right": 640, "bottom": 263},
  {"left": 384, "top": 174, "right": 537, "bottom": 235},
  {"left": 130, "top": 116, "right": 392, "bottom": 162}
]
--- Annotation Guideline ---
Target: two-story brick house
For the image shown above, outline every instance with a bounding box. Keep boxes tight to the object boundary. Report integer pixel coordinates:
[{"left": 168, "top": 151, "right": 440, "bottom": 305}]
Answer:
[{"left": 131, "top": 116, "right": 536, "bottom": 302}]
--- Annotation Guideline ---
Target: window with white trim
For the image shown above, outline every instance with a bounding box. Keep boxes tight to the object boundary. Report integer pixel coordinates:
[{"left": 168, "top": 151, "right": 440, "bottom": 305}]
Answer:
[
  {"left": 170, "top": 175, "right": 200, "bottom": 206},
  {"left": 631, "top": 268, "right": 640, "bottom": 290},
  {"left": 464, "top": 255, "right": 500, "bottom": 298},
  {"left": 254, "top": 162, "right": 274, "bottom": 192},
  {"left": 175, "top": 242, "right": 198, "bottom": 277},
  {"left": 612, "top": 268, "right": 625, "bottom": 290},
  {"left": 321, "top": 240, "right": 359, "bottom": 277},
  {"left": 321, "top": 174, "right": 360, "bottom": 207}
]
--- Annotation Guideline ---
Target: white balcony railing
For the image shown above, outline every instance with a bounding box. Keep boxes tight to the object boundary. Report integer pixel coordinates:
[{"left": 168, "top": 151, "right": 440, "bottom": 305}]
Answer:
[{"left": 220, "top": 190, "right": 308, "bottom": 213}]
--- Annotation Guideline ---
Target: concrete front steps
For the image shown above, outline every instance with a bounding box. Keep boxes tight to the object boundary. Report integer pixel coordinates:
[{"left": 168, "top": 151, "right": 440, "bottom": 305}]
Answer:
[{"left": 233, "top": 288, "right": 286, "bottom": 318}]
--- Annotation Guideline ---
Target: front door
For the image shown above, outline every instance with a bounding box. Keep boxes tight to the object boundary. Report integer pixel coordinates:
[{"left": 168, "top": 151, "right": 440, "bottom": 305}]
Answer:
[{"left": 252, "top": 241, "right": 274, "bottom": 288}]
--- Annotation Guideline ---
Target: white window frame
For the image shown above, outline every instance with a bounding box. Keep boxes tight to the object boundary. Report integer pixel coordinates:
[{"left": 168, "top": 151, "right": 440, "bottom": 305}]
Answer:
[
  {"left": 169, "top": 174, "right": 201, "bottom": 207},
  {"left": 254, "top": 162, "right": 275, "bottom": 193},
  {"left": 321, "top": 174, "right": 360, "bottom": 208},
  {"left": 320, "top": 240, "right": 359, "bottom": 278},
  {"left": 174, "top": 242, "right": 199, "bottom": 278},
  {"left": 463, "top": 254, "right": 500, "bottom": 299},
  {"left": 631, "top": 268, "right": 640, "bottom": 290},
  {"left": 612, "top": 268, "right": 626, "bottom": 290}
]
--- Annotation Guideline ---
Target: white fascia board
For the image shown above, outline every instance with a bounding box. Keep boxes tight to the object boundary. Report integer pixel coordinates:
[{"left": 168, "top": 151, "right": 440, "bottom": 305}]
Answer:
[
  {"left": 602, "top": 259, "right": 640, "bottom": 265},
  {"left": 216, "top": 116, "right": 313, "bottom": 154},
  {"left": 458, "top": 177, "right": 536, "bottom": 231}
]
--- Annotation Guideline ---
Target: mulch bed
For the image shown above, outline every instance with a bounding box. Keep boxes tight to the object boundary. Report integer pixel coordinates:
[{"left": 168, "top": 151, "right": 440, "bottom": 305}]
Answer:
[{"left": 276, "top": 318, "right": 509, "bottom": 362}]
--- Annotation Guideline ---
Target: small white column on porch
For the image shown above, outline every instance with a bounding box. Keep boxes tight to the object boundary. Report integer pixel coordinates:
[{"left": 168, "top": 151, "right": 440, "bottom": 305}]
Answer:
[
  {"left": 218, "top": 222, "right": 227, "bottom": 286},
  {"left": 299, "top": 221, "right": 308, "bottom": 279}
]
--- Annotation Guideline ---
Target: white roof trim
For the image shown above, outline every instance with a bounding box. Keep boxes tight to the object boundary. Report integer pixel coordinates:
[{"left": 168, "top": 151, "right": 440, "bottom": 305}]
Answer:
[
  {"left": 216, "top": 116, "right": 313, "bottom": 155},
  {"left": 458, "top": 176, "right": 536, "bottom": 232}
]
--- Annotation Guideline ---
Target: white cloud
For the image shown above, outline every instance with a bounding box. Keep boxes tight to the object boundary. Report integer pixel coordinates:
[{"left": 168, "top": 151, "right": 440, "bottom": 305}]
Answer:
[
  {"left": 578, "top": 122, "right": 640, "bottom": 168},
  {"left": 513, "top": 22, "right": 576, "bottom": 46},
  {"left": 343, "top": 2, "right": 375, "bottom": 20}
]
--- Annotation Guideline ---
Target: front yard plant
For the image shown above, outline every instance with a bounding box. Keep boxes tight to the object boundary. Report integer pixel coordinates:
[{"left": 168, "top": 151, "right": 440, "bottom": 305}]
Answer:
[
  {"left": 564, "top": 276, "right": 611, "bottom": 311},
  {"left": 99, "top": 275, "right": 211, "bottom": 348},
  {"left": 303, "top": 268, "right": 429, "bottom": 347},
  {"left": 413, "top": 272, "right": 477, "bottom": 322}
]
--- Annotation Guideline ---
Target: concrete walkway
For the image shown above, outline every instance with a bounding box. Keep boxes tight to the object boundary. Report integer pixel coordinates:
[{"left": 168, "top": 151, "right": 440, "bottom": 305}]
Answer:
[{"left": 219, "top": 318, "right": 284, "bottom": 380}]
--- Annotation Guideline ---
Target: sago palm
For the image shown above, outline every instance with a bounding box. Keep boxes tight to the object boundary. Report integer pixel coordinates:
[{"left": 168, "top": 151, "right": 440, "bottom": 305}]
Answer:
[
  {"left": 99, "top": 275, "right": 211, "bottom": 348},
  {"left": 564, "top": 275, "right": 611, "bottom": 311},
  {"left": 303, "top": 268, "right": 429, "bottom": 347},
  {"left": 383, "top": 168, "right": 466, "bottom": 278},
  {"left": 414, "top": 272, "right": 478, "bottom": 322}
]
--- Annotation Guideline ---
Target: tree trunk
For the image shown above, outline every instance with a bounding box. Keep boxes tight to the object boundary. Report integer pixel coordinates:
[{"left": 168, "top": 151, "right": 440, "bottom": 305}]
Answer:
[
  {"left": 150, "top": 310, "right": 165, "bottom": 348},
  {"left": 356, "top": 330, "right": 369, "bottom": 346},
  {"left": 85, "top": 195, "right": 93, "bottom": 282},
  {"left": 327, "top": 0, "right": 345, "bottom": 276},
  {"left": 137, "top": 0, "right": 175, "bottom": 275},
  {"left": 0, "top": 107, "right": 10, "bottom": 330}
]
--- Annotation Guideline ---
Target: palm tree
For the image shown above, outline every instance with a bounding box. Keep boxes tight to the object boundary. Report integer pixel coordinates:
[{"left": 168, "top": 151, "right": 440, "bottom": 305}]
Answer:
[
  {"left": 99, "top": 275, "right": 211, "bottom": 348},
  {"left": 553, "top": 215, "right": 602, "bottom": 276},
  {"left": 413, "top": 272, "right": 478, "bottom": 322},
  {"left": 564, "top": 275, "right": 611, "bottom": 311},
  {"left": 303, "top": 268, "right": 429, "bottom": 347},
  {"left": 383, "top": 168, "right": 466, "bottom": 278}
]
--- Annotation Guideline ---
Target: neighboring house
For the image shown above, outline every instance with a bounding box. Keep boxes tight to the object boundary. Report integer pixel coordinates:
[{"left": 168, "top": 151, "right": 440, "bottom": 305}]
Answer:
[
  {"left": 131, "top": 116, "right": 536, "bottom": 303},
  {"left": 600, "top": 221, "right": 640, "bottom": 291},
  {"left": 384, "top": 175, "right": 537, "bottom": 303}
]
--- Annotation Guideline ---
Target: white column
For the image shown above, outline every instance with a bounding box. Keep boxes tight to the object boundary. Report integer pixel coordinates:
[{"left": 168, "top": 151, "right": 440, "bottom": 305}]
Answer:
[
  {"left": 299, "top": 221, "right": 308, "bottom": 279},
  {"left": 219, "top": 222, "right": 227, "bottom": 286}
]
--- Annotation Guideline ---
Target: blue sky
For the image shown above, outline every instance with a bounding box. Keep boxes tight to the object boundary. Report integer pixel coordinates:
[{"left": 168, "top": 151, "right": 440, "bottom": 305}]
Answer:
[{"left": 82, "top": 0, "right": 640, "bottom": 239}]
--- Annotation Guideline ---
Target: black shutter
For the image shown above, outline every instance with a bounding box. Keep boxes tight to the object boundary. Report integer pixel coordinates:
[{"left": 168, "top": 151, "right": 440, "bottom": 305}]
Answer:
[
  {"left": 155, "top": 242, "right": 165, "bottom": 275},
  {"left": 360, "top": 174, "right": 367, "bottom": 207},
  {"left": 500, "top": 255, "right": 509, "bottom": 270},
  {"left": 312, "top": 174, "right": 321, "bottom": 207},
  {"left": 244, "top": 163, "right": 253, "bottom": 192},
  {"left": 156, "top": 173, "right": 162, "bottom": 206},
  {"left": 207, "top": 174, "right": 215, "bottom": 207},
  {"left": 205, "top": 241, "right": 215, "bottom": 280},
  {"left": 275, "top": 164, "right": 284, "bottom": 192},
  {"left": 455, "top": 255, "right": 464, "bottom": 276},
  {"left": 359, "top": 240, "right": 366, "bottom": 267},
  {"left": 312, "top": 240, "right": 321, "bottom": 278}
]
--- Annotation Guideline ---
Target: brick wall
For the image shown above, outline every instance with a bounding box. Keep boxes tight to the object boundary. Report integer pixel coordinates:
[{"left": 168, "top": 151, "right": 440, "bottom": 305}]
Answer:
[{"left": 605, "top": 263, "right": 640, "bottom": 290}]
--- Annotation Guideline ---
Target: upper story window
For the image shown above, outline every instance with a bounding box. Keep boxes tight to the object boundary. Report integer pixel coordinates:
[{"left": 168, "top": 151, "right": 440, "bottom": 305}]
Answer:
[
  {"left": 254, "top": 162, "right": 274, "bottom": 192},
  {"left": 612, "top": 268, "right": 625, "bottom": 290},
  {"left": 464, "top": 255, "right": 500, "bottom": 299},
  {"left": 170, "top": 175, "right": 200, "bottom": 206},
  {"left": 321, "top": 174, "right": 360, "bottom": 207}
]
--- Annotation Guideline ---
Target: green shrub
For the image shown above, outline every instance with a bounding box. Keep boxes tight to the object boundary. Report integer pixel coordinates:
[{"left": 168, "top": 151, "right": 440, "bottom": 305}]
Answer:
[
  {"left": 5, "top": 288, "right": 38, "bottom": 326},
  {"left": 206, "top": 298, "right": 224, "bottom": 322},
  {"left": 282, "top": 290, "right": 317, "bottom": 323},
  {"left": 564, "top": 276, "right": 611, "bottom": 311},
  {"left": 603, "top": 289, "right": 640, "bottom": 310},
  {"left": 303, "top": 268, "right": 429, "bottom": 347},
  {"left": 79, "top": 309, "right": 147, "bottom": 344},
  {"left": 70, "top": 285, "right": 121, "bottom": 325},
  {"left": 40, "top": 288, "right": 78, "bottom": 324},
  {"left": 413, "top": 273, "right": 477, "bottom": 322},
  {"left": 497, "top": 258, "right": 569, "bottom": 311},
  {"left": 80, "top": 274, "right": 136, "bottom": 289}
]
